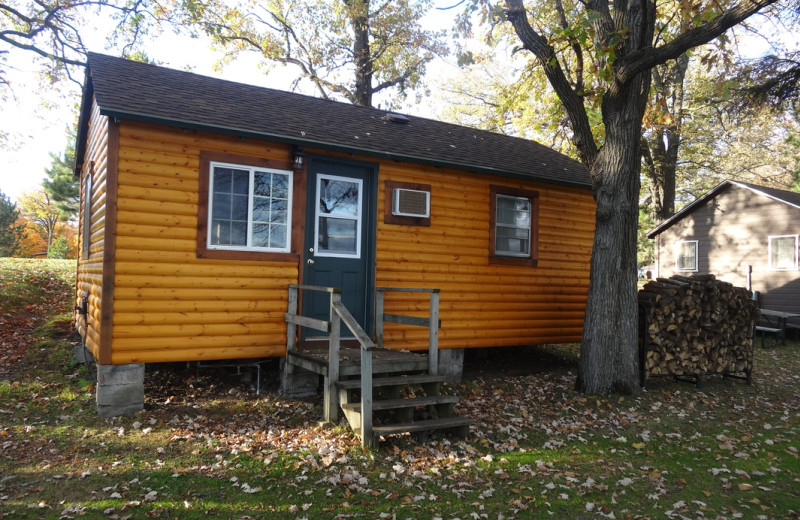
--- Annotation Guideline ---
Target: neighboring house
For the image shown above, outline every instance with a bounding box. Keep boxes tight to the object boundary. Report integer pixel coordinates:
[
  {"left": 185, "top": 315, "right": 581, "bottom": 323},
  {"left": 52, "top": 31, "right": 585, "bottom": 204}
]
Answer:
[
  {"left": 647, "top": 180, "right": 800, "bottom": 313},
  {"left": 74, "top": 53, "right": 595, "bottom": 416}
]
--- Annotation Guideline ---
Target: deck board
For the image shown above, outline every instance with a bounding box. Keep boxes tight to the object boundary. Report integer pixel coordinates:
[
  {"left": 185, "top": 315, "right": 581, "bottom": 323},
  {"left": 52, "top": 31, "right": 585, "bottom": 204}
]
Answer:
[{"left": 287, "top": 347, "right": 429, "bottom": 377}]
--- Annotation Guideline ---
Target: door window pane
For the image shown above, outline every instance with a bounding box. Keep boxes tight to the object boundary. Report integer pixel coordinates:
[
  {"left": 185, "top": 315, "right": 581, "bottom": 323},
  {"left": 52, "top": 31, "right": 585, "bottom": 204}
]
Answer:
[
  {"left": 315, "top": 175, "right": 362, "bottom": 257},
  {"left": 320, "top": 179, "right": 359, "bottom": 217},
  {"left": 317, "top": 217, "right": 357, "bottom": 255}
]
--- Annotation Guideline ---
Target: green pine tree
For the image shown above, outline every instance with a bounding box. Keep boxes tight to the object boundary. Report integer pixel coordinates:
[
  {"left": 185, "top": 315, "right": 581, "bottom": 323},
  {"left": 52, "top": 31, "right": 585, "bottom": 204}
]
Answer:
[
  {"left": 0, "top": 191, "right": 24, "bottom": 257},
  {"left": 43, "top": 127, "right": 79, "bottom": 220},
  {"left": 47, "top": 236, "right": 72, "bottom": 259}
]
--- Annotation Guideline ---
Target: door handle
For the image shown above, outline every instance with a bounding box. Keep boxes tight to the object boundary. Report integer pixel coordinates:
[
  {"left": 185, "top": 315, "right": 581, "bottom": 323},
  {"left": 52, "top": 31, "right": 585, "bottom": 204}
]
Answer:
[{"left": 307, "top": 259, "right": 315, "bottom": 265}]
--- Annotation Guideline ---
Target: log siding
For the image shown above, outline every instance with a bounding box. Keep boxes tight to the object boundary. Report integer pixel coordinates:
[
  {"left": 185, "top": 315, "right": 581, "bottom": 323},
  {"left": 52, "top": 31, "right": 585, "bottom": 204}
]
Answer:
[
  {"left": 76, "top": 99, "right": 110, "bottom": 362},
  {"left": 77, "top": 117, "right": 594, "bottom": 365},
  {"left": 109, "top": 121, "right": 298, "bottom": 364},
  {"left": 374, "top": 161, "right": 594, "bottom": 350}
]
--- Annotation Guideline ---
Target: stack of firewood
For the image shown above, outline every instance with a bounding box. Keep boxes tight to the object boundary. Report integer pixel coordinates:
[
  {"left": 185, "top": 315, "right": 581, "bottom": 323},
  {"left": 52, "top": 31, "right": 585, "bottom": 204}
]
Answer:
[{"left": 638, "top": 274, "right": 759, "bottom": 378}]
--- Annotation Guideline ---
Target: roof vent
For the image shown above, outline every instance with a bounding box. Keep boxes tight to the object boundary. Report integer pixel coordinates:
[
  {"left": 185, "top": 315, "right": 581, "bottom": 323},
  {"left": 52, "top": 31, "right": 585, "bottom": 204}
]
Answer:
[{"left": 385, "top": 113, "right": 410, "bottom": 124}]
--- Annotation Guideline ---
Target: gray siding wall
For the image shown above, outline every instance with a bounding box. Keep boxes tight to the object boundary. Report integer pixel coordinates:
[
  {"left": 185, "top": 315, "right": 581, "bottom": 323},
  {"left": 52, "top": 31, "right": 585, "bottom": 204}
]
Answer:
[{"left": 654, "top": 185, "right": 800, "bottom": 314}]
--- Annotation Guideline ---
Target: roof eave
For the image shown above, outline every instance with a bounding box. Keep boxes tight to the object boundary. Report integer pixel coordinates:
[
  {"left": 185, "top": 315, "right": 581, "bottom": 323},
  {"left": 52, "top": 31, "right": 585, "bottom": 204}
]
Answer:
[
  {"left": 97, "top": 107, "right": 594, "bottom": 191},
  {"left": 646, "top": 179, "right": 800, "bottom": 239},
  {"left": 646, "top": 180, "right": 733, "bottom": 238},
  {"left": 74, "top": 68, "right": 95, "bottom": 177}
]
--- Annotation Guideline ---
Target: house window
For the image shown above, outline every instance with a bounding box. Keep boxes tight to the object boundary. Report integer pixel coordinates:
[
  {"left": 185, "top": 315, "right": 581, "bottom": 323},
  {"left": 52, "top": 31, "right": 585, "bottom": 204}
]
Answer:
[
  {"left": 675, "top": 240, "right": 698, "bottom": 272},
  {"left": 81, "top": 168, "right": 92, "bottom": 259},
  {"left": 207, "top": 161, "right": 293, "bottom": 253},
  {"left": 769, "top": 235, "right": 798, "bottom": 270},
  {"left": 489, "top": 185, "right": 539, "bottom": 266}
]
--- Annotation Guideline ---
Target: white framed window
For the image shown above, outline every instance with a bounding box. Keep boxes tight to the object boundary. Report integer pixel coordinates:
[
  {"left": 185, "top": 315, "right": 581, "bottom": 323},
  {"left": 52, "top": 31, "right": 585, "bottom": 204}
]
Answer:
[
  {"left": 82, "top": 170, "right": 92, "bottom": 258},
  {"left": 495, "top": 194, "right": 532, "bottom": 258},
  {"left": 207, "top": 161, "right": 293, "bottom": 253},
  {"left": 314, "top": 174, "right": 363, "bottom": 258},
  {"left": 769, "top": 235, "right": 798, "bottom": 271},
  {"left": 675, "top": 240, "right": 698, "bottom": 272},
  {"left": 489, "top": 185, "right": 539, "bottom": 266}
]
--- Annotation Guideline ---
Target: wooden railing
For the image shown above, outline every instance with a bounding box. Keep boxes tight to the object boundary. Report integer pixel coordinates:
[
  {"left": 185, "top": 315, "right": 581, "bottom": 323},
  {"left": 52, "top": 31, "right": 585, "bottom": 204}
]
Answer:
[
  {"left": 284, "top": 284, "right": 377, "bottom": 447},
  {"left": 376, "top": 287, "right": 440, "bottom": 376}
]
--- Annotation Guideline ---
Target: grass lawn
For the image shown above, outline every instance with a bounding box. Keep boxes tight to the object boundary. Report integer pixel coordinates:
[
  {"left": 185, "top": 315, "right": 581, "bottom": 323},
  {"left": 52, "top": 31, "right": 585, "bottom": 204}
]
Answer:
[{"left": 0, "top": 258, "right": 798, "bottom": 519}]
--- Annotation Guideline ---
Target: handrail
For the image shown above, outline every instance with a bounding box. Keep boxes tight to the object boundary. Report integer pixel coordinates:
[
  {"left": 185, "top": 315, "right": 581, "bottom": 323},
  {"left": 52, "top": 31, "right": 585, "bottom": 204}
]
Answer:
[
  {"left": 375, "top": 286, "right": 440, "bottom": 376},
  {"left": 331, "top": 301, "right": 377, "bottom": 351},
  {"left": 331, "top": 299, "right": 375, "bottom": 448}
]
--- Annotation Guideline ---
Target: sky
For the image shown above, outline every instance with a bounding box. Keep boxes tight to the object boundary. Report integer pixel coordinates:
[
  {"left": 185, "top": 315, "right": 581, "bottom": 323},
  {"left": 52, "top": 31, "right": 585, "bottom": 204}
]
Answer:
[
  {"left": 0, "top": 5, "right": 463, "bottom": 204},
  {"left": 1, "top": 5, "right": 794, "bottom": 205}
]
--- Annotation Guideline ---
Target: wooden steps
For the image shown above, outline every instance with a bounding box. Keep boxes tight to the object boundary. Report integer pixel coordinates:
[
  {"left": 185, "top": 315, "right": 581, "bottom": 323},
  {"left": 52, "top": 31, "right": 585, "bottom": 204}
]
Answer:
[
  {"left": 336, "top": 373, "right": 471, "bottom": 445},
  {"left": 336, "top": 373, "right": 446, "bottom": 390},
  {"left": 341, "top": 394, "right": 459, "bottom": 412},
  {"left": 371, "top": 416, "right": 472, "bottom": 436}
]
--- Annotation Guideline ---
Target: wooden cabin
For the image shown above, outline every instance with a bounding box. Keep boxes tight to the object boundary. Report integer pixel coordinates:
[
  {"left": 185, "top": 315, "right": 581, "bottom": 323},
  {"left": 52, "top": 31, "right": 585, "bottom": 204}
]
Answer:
[
  {"left": 74, "top": 53, "right": 595, "bottom": 420},
  {"left": 648, "top": 180, "right": 800, "bottom": 314}
]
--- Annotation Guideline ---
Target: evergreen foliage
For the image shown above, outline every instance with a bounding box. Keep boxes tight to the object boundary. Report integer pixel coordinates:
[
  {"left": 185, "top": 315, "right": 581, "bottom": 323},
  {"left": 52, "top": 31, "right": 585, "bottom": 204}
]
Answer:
[
  {"left": 0, "top": 191, "right": 24, "bottom": 257},
  {"left": 43, "top": 129, "right": 79, "bottom": 220},
  {"left": 47, "top": 236, "right": 72, "bottom": 259}
]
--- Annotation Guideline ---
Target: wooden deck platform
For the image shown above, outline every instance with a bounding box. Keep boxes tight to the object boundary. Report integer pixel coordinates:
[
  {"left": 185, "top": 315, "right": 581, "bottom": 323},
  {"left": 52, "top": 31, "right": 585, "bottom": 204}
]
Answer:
[{"left": 287, "top": 346, "right": 429, "bottom": 378}]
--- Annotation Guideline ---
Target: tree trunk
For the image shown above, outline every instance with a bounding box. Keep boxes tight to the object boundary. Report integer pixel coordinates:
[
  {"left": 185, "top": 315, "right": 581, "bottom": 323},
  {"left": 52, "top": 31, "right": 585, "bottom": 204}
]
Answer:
[
  {"left": 644, "top": 140, "right": 678, "bottom": 221},
  {"left": 348, "top": 0, "right": 373, "bottom": 107},
  {"left": 578, "top": 75, "right": 650, "bottom": 395},
  {"left": 643, "top": 53, "right": 689, "bottom": 221}
]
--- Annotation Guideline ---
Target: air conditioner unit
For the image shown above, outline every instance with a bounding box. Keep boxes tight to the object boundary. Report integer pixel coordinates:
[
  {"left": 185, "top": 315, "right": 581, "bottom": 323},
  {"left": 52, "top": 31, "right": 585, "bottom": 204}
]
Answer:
[{"left": 392, "top": 188, "right": 430, "bottom": 218}]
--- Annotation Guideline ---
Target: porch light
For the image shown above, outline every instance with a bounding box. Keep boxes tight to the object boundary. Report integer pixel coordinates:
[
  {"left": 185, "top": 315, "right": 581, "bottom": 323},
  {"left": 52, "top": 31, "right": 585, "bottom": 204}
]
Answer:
[{"left": 292, "top": 145, "right": 305, "bottom": 169}]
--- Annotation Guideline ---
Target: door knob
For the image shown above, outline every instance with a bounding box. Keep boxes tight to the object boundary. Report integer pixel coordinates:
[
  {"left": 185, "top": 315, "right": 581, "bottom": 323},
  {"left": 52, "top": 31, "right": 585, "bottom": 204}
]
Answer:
[{"left": 307, "top": 259, "right": 315, "bottom": 265}]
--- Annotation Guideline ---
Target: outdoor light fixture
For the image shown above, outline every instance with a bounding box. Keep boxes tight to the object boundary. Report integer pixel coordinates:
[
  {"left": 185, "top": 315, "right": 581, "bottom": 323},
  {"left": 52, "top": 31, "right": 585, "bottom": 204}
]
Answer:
[{"left": 292, "top": 145, "right": 305, "bottom": 169}]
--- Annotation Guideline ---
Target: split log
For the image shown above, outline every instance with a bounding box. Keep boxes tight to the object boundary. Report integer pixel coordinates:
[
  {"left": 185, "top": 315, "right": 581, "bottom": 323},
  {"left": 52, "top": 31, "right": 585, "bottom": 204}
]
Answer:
[{"left": 639, "top": 274, "right": 758, "bottom": 381}]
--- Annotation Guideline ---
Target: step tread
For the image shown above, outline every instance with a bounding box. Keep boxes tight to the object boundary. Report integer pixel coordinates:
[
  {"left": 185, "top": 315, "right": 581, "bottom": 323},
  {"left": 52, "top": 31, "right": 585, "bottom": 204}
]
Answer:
[
  {"left": 342, "top": 395, "right": 459, "bottom": 412},
  {"left": 336, "top": 374, "right": 446, "bottom": 390},
  {"left": 370, "top": 416, "right": 473, "bottom": 436}
]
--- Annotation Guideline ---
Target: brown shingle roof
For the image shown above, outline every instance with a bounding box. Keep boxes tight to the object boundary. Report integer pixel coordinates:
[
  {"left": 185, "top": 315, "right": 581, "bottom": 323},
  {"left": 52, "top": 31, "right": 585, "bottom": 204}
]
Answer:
[
  {"left": 647, "top": 180, "right": 800, "bottom": 237},
  {"left": 79, "top": 52, "right": 591, "bottom": 189},
  {"left": 735, "top": 181, "right": 800, "bottom": 207}
]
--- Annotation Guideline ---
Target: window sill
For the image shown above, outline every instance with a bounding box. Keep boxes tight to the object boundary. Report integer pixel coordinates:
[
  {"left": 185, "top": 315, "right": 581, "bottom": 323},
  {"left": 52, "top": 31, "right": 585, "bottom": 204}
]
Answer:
[
  {"left": 489, "top": 254, "right": 538, "bottom": 267},
  {"left": 197, "top": 248, "right": 299, "bottom": 263}
]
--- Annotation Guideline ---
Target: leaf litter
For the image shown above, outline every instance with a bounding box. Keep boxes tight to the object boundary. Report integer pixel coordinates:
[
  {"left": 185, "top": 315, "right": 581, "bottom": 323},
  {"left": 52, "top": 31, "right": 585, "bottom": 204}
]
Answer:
[{"left": 1, "top": 259, "right": 799, "bottom": 518}]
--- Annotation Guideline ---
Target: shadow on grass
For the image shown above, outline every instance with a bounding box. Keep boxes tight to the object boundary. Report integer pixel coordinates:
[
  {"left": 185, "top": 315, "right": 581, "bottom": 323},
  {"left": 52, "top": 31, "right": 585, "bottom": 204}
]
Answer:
[{"left": 462, "top": 343, "right": 579, "bottom": 379}]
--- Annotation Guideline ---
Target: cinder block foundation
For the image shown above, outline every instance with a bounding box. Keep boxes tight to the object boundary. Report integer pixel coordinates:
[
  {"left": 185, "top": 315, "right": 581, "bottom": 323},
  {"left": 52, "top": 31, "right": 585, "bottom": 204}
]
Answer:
[
  {"left": 73, "top": 343, "right": 90, "bottom": 365},
  {"left": 280, "top": 361, "right": 320, "bottom": 398},
  {"left": 96, "top": 364, "right": 145, "bottom": 417},
  {"left": 438, "top": 348, "right": 464, "bottom": 383}
]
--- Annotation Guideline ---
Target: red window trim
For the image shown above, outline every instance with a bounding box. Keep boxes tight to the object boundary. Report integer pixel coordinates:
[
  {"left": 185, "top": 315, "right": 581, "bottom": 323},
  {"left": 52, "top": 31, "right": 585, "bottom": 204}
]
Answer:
[
  {"left": 384, "top": 180, "right": 432, "bottom": 226},
  {"left": 197, "top": 151, "right": 301, "bottom": 262},
  {"left": 489, "top": 184, "right": 539, "bottom": 267}
]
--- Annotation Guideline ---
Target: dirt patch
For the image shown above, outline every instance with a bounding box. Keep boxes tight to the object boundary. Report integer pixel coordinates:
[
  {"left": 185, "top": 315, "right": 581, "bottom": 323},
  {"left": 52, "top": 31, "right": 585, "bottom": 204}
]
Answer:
[{"left": 138, "top": 344, "right": 580, "bottom": 409}]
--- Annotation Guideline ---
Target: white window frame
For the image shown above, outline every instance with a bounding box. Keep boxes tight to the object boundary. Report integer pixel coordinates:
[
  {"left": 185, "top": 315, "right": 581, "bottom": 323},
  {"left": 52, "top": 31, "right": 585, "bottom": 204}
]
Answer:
[
  {"left": 82, "top": 171, "right": 92, "bottom": 258},
  {"left": 768, "top": 235, "right": 798, "bottom": 271},
  {"left": 314, "top": 173, "right": 363, "bottom": 259},
  {"left": 495, "top": 193, "right": 532, "bottom": 258},
  {"left": 675, "top": 240, "right": 698, "bottom": 272},
  {"left": 206, "top": 161, "right": 293, "bottom": 253}
]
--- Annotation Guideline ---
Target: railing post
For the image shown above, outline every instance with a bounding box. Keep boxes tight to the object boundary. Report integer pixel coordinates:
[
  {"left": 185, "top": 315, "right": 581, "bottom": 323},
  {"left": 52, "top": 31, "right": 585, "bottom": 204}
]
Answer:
[
  {"left": 324, "top": 290, "right": 342, "bottom": 424},
  {"left": 360, "top": 346, "right": 373, "bottom": 448},
  {"left": 428, "top": 290, "right": 439, "bottom": 375},
  {"left": 375, "top": 289, "right": 385, "bottom": 348},
  {"left": 285, "top": 285, "right": 298, "bottom": 376}
]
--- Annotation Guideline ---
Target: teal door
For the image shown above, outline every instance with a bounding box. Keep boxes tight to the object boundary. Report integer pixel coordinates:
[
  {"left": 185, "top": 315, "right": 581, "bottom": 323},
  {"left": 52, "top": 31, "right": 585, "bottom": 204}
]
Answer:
[{"left": 302, "top": 158, "right": 376, "bottom": 339}]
